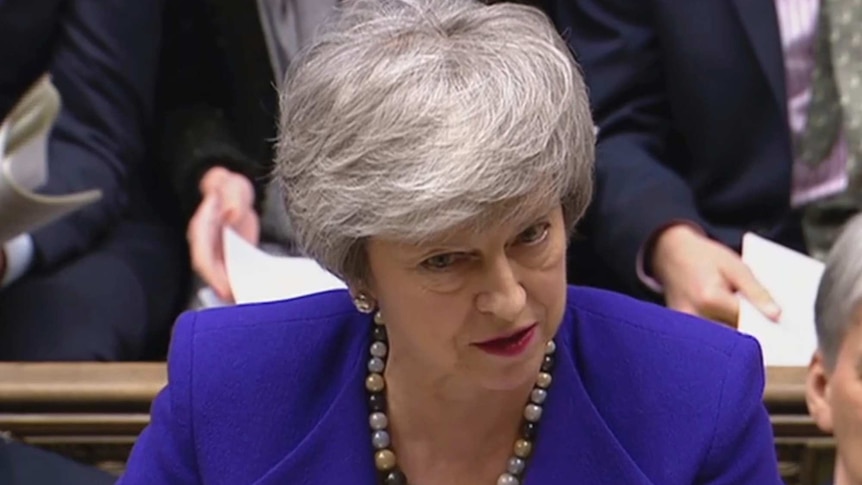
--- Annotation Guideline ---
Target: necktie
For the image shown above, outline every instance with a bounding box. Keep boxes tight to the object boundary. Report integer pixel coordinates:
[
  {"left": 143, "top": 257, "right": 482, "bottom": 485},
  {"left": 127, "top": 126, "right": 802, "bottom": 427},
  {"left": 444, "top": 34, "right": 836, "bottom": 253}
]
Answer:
[{"left": 798, "top": 0, "right": 862, "bottom": 171}]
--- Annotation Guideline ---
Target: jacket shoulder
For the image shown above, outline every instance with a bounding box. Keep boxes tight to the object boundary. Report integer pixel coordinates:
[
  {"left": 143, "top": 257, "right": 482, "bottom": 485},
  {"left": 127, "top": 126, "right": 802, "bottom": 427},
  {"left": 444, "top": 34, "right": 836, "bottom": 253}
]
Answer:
[
  {"left": 165, "top": 290, "right": 368, "bottom": 482},
  {"left": 566, "top": 286, "right": 754, "bottom": 358},
  {"left": 563, "top": 287, "right": 770, "bottom": 481}
]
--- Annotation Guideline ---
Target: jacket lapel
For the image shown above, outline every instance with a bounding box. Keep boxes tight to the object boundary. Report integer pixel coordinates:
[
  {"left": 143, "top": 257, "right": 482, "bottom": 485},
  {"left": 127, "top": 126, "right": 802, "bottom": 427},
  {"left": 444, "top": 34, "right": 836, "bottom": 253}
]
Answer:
[
  {"left": 730, "top": 0, "right": 788, "bottom": 118},
  {"left": 526, "top": 334, "right": 656, "bottom": 485}
]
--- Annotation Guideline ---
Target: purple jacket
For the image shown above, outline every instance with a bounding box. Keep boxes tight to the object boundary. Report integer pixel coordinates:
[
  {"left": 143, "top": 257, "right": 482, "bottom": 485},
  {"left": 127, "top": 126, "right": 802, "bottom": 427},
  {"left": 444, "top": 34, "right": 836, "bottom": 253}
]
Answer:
[{"left": 119, "top": 286, "right": 782, "bottom": 484}]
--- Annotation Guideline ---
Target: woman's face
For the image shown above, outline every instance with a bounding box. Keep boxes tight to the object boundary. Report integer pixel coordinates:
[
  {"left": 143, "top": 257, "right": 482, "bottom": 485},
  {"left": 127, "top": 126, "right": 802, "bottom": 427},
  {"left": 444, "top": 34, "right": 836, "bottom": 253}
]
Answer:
[{"left": 364, "top": 204, "right": 568, "bottom": 392}]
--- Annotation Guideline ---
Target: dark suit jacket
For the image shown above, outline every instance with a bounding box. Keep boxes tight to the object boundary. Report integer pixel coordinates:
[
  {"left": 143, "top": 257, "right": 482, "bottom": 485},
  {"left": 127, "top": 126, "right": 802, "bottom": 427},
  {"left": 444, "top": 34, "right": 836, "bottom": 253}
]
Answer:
[
  {"left": 155, "top": 0, "right": 277, "bottom": 221},
  {"left": 119, "top": 287, "right": 782, "bottom": 484},
  {"left": 0, "top": 0, "right": 179, "bottom": 268},
  {"left": 543, "top": 0, "right": 805, "bottom": 297},
  {"left": 0, "top": 0, "right": 190, "bottom": 360}
]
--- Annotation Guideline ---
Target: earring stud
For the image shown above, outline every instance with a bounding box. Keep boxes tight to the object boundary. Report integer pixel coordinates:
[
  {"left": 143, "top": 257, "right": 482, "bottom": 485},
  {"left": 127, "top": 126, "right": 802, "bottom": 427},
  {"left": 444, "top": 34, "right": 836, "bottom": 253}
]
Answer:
[{"left": 353, "top": 292, "right": 375, "bottom": 314}]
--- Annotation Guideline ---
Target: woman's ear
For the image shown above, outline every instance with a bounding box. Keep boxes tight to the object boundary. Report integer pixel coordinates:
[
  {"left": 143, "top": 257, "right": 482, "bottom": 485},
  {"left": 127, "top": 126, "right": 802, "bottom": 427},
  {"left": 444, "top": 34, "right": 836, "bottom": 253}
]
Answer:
[{"left": 806, "top": 351, "right": 835, "bottom": 434}]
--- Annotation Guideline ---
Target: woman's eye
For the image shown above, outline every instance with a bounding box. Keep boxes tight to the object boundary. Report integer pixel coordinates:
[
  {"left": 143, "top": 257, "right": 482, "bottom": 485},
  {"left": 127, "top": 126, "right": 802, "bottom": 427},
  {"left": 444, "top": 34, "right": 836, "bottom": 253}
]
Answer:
[
  {"left": 421, "top": 253, "right": 461, "bottom": 270},
  {"left": 518, "top": 223, "right": 550, "bottom": 245}
]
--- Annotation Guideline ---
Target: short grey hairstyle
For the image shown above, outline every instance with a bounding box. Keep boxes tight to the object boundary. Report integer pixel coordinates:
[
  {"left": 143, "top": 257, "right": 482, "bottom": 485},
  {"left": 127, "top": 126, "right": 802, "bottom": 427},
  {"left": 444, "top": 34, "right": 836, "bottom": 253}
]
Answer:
[
  {"left": 814, "top": 213, "right": 862, "bottom": 369},
  {"left": 274, "top": 0, "right": 595, "bottom": 283}
]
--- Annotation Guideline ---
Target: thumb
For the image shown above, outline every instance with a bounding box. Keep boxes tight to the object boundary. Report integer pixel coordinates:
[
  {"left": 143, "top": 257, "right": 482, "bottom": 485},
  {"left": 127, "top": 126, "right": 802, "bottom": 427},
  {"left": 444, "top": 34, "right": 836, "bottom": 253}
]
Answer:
[
  {"left": 233, "top": 211, "right": 260, "bottom": 246},
  {"left": 723, "top": 259, "right": 781, "bottom": 322}
]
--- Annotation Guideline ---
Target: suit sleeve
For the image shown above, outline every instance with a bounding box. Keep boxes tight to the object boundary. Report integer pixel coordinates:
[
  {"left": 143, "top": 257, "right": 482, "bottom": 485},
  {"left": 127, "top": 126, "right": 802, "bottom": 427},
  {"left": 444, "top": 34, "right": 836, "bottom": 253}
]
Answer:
[
  {"left": 118, "top": 312, "right": 201, "bottom": 485},
  {"left": 155, "top": 0, "right": 266, "bottom": 223},
  {"left": 543, "top": 0, "right": 712, "bottom": 294},
  {"left": 696, "top": 335, "right": 783, "bottom": 484},
  {"left": 28, "top": 0, "right": 164, "bottom": 268}
]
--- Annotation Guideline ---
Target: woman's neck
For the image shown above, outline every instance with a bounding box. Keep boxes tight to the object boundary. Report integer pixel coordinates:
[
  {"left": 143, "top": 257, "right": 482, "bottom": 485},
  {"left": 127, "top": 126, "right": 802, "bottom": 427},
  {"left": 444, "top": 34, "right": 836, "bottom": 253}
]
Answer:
[
  {"left": 382, "top": 354, "right": 534, "bottom": 484},
  {"left": 834, "top": 459, "right": 857, "bottom": 485}
]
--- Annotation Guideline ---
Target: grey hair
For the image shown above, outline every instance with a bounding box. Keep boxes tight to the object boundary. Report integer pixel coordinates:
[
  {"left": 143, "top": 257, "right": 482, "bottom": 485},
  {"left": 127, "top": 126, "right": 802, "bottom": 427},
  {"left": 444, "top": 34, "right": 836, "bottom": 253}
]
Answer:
[
  {"left": 815, "top": 213, "right": 862, "bottom": 369},
  {"left": 274, "top": 0, "right": 595, "bottom": 283}
]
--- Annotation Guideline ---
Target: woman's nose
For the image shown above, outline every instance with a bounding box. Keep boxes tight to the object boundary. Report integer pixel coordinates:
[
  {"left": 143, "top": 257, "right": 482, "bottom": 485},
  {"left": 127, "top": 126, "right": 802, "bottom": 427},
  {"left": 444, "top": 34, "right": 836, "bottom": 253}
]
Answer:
[{"left": 475, "top": 258, "right": 527, "bottom": 322}]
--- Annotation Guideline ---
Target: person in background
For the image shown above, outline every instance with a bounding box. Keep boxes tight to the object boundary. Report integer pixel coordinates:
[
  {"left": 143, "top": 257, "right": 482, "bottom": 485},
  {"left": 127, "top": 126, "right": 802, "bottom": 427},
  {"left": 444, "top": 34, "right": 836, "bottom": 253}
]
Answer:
[
  {"left": 119, "top": 1, "right": 782, "bottom": 483},
  {"left": 0, "top": 0, "right": 188, "bottom": 360},
  {"left": 807, "top": 213, "right": 862, "bottom": 485},
  {"left": 544, "top": 0, "right": 862, "bottom": 327},
  {"left": 156, "top": 0, "right": 338, "bottom": 304}
]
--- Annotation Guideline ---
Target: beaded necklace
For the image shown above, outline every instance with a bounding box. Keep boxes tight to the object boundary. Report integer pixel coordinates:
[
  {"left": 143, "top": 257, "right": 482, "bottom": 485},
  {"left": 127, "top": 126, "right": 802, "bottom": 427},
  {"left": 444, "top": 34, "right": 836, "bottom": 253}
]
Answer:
[{"left": 364, "top": 311, "right": 556, "bottom": 485}]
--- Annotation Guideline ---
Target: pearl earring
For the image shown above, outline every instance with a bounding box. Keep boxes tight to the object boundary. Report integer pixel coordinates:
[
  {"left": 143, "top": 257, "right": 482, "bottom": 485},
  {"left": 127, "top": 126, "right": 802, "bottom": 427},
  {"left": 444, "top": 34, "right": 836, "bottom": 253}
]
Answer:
[{"left": 353, "top": 292, "right": 375, "bottom": 314}]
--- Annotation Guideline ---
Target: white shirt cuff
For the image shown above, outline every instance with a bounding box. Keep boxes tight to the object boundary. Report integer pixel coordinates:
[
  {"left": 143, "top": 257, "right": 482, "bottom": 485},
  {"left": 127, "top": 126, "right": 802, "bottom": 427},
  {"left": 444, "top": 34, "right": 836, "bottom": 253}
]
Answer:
[{"left": 2, "top": 234, "right": 35, "bottom": 287}]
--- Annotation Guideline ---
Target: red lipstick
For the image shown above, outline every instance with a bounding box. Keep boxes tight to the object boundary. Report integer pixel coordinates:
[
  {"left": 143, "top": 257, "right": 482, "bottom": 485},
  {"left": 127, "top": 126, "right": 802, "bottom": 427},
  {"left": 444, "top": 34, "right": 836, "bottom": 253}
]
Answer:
[{"left": 473, "top": 324, "right": 537, "bottom": 357}]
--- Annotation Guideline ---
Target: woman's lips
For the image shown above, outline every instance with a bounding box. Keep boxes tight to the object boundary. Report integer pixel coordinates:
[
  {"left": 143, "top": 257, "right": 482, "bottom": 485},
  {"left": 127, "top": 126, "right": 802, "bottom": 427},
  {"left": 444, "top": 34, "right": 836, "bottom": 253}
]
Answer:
[{"left": 473, "top": 323, "right": 538, "bottom": 357}]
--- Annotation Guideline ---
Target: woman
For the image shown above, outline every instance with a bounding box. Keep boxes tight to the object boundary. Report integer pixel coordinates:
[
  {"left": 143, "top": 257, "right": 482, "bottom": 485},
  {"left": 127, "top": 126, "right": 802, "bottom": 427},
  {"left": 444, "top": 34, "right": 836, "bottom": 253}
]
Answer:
[
  {"left": 119, "top": 1, "right": 783, "bottom": 483},
  {"left": 807, "top": 213, "right": 862, "bottom": 485}
]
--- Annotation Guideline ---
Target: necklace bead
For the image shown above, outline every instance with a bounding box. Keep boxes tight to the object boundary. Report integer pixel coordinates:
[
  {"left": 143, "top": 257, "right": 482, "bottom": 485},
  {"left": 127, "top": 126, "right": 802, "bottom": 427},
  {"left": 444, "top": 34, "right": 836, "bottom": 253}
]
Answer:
[
  {"left": 369, "top": 392, "right": 386, "bottom": 412},
  {"left": 497, "top": 473, "right": 521, "bottom": 485},
  {"left": 372, "top": 325, "right": 388, "bottom": 342},
  {"left": 523, "top": 403, "right": 543, "bottom": 422},
  {"left": 369, "top": 357, "right": 386, "bottom": 374},
  {"left": 366, "top": 373, "right": 385, "bottom": 392},
  {"left": 372, "top": 430, "right": 391, "bottom": 450},
  {"left": 506, "top": 457, "right": 526, "bottom": 475},
  {"left": 370, "top": 341, "right": 388, "bottom": 358},
  {"left": 369, "top": 412, "right": 389, "bottom": 430},
  {"left": 375, "top": 449, "right": 397, "bottom": 471},
  {"left": 513, "top": 439, "right": 533, "bottom": 459},
  {"left": 383, "top": 470, "right": 408, "bottom": 485},
  {"left": 521, "top": 422, "right": 537, "bottom": 441},
  {"left": 540, "top": 354, "right": 555, "bottom": 372},
  {"left": 530, "top": 388, "right": 547, "bottom": 405}
]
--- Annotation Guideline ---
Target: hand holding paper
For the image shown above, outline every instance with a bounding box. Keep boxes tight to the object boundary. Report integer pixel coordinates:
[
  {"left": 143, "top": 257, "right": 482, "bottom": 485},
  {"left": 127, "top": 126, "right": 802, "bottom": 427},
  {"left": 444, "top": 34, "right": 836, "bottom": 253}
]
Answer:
[{"left": 651, "top": 224, "right": 780, "bottom": 326}]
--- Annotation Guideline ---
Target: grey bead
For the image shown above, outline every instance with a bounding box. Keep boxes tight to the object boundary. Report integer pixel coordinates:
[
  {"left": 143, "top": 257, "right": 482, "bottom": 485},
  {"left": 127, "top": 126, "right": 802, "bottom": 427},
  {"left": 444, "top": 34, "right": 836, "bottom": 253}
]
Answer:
[
  {"left": 530, "top": 388, "right": 547, "bottom": 405},
  {"left": 524, "top": 404, "right": 542, "bottom": 422},
  {"left": 372, "top": 430, "right": 391, "bottom": 450},
  {"left": 507, "top": 457, "right": 526, "bottom": 475},
  {"left": 370, "top": 341, "right": 388, "bottom": 358},
  {"left": 368, "top": 357, "right": 385, "bottom": 374},
  {"left": 369, "top": 412, "right": 389, "bottom": 430},
  {"left": 497, "top": 473, "right": 520, "bottom": 485}
]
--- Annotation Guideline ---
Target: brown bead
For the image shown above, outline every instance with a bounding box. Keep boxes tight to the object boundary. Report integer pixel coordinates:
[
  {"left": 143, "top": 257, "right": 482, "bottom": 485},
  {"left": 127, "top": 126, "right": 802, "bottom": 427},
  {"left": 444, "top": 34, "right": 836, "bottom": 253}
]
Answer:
[
  {"left": 375, "top": 449, "right": 397, "bottom": 471},
  {"left": 366, "top": 373, "right": 385, "bottom": 392},
  {"left": 513, "top": 439, "right": 533, "bottom": 458},
  {"left": 536, "top": 372, "right": 552, "bottom": 389}
]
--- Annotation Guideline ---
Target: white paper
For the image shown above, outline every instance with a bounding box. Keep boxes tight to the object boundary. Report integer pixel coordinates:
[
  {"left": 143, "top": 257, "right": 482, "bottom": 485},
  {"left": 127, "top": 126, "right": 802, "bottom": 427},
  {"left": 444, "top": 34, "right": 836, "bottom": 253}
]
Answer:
[
  {"left": 738, "top": 232, "right": 824, "bottom": 367},
  {"left": 223, "top": 228, "right": 346, "bottom": 304}
]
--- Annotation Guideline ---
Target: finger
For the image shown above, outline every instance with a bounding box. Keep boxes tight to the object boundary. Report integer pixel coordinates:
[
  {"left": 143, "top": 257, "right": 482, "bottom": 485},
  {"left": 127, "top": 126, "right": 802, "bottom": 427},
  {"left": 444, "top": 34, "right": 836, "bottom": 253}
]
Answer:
[
  {"left": 723, "top": 261, "right": 781, "bottom": 322},
  {"left": 217, "top": 176, "right": 255, "bottom": 214},
  {"left": 188, "top": 196, "right": 235, "bottom": 302},
  {"left": 698, "top": 289, "right": 740, "bottom": 327},
  {"left": 233, "top": 211, "right": 261, "bottom": 246},
  {"left": 199, "top": 166, "right": 232, "bottom": 194}
]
